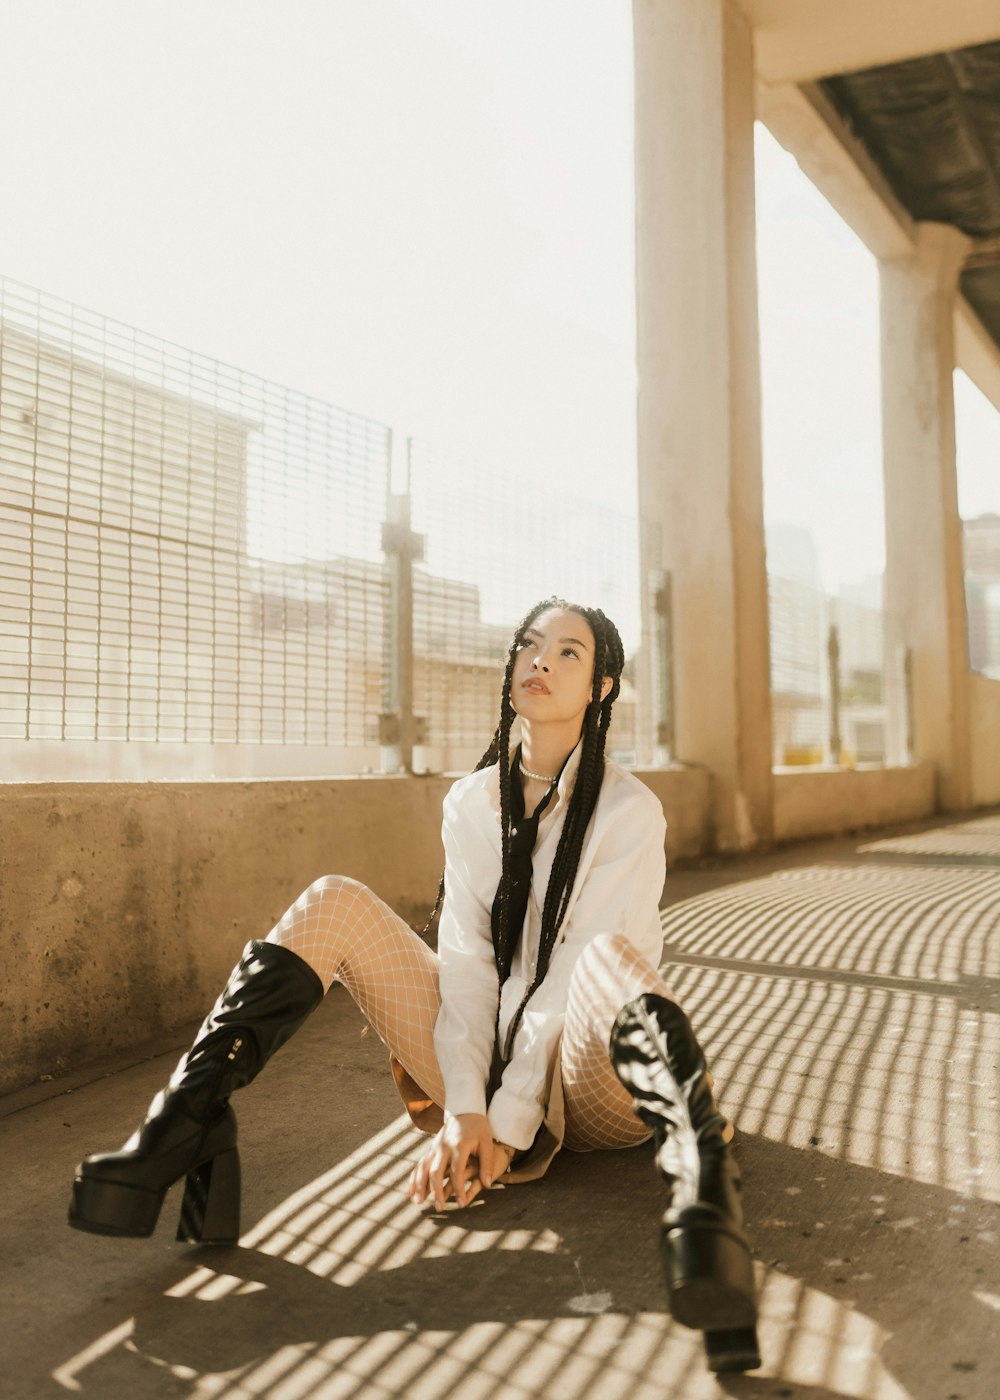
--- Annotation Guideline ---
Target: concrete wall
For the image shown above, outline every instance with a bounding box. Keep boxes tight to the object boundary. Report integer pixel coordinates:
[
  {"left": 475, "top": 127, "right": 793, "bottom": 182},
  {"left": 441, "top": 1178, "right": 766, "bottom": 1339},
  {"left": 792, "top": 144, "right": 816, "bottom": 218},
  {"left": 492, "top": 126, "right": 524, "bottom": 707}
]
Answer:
[
  {"left": 773, "top": 762, "right": 936, "bottom": 842},
  {"left": 3, "top": 752, "right": 990, "bottom": 1094},
  {"left": 0, "top": 765, "right": 712, "bottom": 1096},
  {"left": 1, "top": 775, "right": 444, "bottom": 1097},
  {"left": 969, "top": 674, "right": 1000, "bottom": 807}
]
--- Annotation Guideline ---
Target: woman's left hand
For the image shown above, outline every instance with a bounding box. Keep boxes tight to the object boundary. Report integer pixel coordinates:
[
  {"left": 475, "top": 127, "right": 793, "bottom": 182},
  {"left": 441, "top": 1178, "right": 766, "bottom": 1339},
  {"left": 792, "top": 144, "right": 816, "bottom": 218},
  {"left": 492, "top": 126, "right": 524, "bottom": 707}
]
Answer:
[{"left": 407, "top": 1112, "right": 512, "bottom": 1210}]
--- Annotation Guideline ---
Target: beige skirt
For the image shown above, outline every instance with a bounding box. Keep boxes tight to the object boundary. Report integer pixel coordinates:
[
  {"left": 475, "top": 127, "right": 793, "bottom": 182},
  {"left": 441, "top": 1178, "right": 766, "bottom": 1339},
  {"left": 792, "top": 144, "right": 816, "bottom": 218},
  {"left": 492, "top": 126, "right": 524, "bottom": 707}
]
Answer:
[{"left": 389, "top": 1047, "right": 567, "bottom": 1184}]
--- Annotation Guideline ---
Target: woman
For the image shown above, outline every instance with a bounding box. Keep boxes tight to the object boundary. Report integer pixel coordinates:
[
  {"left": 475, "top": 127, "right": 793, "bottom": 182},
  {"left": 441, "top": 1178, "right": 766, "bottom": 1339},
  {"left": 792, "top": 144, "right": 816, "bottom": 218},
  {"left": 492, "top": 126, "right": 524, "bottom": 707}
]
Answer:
[{"left": 68, "top": 598, "right": 759, "bottom": 1374}]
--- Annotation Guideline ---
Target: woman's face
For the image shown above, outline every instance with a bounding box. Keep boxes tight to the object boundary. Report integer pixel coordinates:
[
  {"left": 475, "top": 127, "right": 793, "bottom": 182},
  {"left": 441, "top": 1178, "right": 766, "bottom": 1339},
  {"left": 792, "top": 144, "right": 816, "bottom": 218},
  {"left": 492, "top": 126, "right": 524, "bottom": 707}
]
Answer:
[{"left": 510, "top": 606, "right": 608, "bottom": 729}]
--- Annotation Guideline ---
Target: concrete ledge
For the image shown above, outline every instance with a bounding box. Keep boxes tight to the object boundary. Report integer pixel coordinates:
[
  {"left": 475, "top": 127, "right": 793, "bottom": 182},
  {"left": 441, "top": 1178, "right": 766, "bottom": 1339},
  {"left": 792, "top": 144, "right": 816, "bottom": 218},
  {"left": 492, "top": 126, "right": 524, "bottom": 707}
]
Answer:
[
  {"left": 0, "top": 766, "right": 712, "bottom": 1097},
  {"left": 0, "top": 775, "right": 450, "bottom": 1097},
  {"left": 632, "top": 765, "right": 712, "bottom": 862},
  {"left": 773, "top": 761, "right": 935, "bottom": 842},
  {"left": 7, "top": 758, "right": 971, "bottom": 1096}
]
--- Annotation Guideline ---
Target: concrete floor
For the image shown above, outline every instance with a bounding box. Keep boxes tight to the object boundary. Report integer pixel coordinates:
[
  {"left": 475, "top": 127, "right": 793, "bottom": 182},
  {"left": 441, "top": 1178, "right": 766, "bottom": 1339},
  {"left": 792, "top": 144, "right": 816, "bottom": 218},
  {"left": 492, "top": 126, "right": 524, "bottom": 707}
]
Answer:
[{"left": 2, "top": 812, "right": 999, "bottom": 1400}]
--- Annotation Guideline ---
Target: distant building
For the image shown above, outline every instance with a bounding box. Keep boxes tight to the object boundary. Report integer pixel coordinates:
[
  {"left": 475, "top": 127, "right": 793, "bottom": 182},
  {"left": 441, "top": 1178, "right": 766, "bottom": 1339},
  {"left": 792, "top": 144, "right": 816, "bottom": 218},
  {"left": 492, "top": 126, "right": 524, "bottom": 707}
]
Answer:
[
  {"left": 0, "top": 318, "right": 555, "bottom": 771},
  {"left": 0, "top": 321, "right": 252, "bottom": 744},
  {"left": 766, "top": 534, "right": 894, "bottom": 766},
  {"left": 964, "top": 514, "right": 1000, "bottom": 678},
  {"left": 250, "top": 556, "right": 513, "bottom": 769},
  {"left": 963, "top": 513, "right": 1000, "bottom": 577}
]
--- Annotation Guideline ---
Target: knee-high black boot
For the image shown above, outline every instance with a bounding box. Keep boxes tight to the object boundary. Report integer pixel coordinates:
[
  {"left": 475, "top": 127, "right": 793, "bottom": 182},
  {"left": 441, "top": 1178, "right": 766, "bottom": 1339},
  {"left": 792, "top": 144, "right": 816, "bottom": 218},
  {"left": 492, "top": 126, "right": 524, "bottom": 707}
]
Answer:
[
  {"left": 69, "top": 940, "right": 324, "bottom": 1243},
  {"left": 610, "top": 992, "right": 760, "bottom": 1374}
]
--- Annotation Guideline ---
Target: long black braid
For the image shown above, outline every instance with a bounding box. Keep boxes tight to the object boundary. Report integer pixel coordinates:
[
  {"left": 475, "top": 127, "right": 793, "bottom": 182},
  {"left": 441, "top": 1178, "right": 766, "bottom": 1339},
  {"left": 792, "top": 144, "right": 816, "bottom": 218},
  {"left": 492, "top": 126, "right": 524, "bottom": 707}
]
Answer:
[{"left": 425, "top": 596, "right": 626, "bottom": 1064}]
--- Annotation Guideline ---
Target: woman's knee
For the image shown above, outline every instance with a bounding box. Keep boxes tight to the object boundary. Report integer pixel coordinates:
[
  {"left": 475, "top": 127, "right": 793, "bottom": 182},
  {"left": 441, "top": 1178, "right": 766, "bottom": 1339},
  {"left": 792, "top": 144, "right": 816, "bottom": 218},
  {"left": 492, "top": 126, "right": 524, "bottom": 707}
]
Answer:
[
  {"left": 569, "top": 932, "right": 669, "bottom": 1014},
  {"left": 573, "top": 931, "right": 638, "bottom": 982},
  {"left": 301, "top": 873, "right": 373, "bottom": 913}
]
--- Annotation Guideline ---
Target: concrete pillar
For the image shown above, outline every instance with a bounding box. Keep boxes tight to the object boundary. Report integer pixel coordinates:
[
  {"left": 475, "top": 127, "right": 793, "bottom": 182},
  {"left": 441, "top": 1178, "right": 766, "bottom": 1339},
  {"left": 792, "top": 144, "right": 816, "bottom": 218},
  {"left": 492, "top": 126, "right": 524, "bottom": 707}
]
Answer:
[
  {"left": 879, "top": 222, "right": 971, "bottom": 809},
  {"left": 633, "top": 0, "right": 773, "bottom": 851}
]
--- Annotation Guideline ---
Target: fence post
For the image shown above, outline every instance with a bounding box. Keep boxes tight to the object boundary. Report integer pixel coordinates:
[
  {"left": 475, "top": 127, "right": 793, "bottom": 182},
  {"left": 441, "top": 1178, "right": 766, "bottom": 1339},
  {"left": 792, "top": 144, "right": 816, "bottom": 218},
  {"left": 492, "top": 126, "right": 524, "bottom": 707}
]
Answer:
[
  {"left": 654, "top": 572, "right": 674, "bottom": 762},
  {"left": 380, "top": 486, "right": 424, "bottom": 774},
  {"left": 903, "top": 645, "right": 914, "bottom": 763},
  {"left": 827, "top": 622, "right": 842, "bottom": 765}
]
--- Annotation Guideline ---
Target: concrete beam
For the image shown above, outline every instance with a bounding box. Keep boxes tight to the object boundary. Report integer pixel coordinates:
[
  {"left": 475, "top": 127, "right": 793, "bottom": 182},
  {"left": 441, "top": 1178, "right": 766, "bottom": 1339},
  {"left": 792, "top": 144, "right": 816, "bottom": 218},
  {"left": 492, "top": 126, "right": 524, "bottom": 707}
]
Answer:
[
  {"left": 741, "top": 0, "right": 1000, "bottom": 86},
  {"left": 758, "top": 86, "right": 1000, "bottom": 420},
  {"left": 756, "top": 79, "right": 914, "bottom": 260}
]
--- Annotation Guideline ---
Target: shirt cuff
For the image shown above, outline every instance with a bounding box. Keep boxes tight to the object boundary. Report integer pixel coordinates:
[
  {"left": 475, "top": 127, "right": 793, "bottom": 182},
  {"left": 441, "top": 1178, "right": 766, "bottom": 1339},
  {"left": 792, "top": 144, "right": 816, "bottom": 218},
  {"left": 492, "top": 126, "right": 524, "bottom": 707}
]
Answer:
[
  {"left": 487, "top": 1087, "right": 543, "bottom": 1152},
  {"left": 442, "top": 1069, "right": 488, "bottom": 1120}
]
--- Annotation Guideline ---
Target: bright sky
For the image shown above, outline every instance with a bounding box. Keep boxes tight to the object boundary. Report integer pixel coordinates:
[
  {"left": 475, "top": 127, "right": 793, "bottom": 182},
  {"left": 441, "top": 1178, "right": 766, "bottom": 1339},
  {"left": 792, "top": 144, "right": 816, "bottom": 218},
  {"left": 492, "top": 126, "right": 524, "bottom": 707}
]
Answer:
[
  {"left": 755, "top": 125, "right": 1000, "bottom": 589},
  {"left": 2, "top": 0, "right": 997, "bottom": 605},
  {"left": 755, "top": 125, "right": 884, "bottom": 589},
  {"left": 1, "top": 0, "right": 635, "bottom": 508}
]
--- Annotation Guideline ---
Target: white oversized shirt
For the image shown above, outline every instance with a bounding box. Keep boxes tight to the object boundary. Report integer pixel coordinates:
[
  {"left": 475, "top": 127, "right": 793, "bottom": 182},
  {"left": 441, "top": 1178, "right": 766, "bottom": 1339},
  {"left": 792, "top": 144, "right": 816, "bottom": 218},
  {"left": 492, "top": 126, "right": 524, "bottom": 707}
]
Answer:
[{"left": 433, "top": 743, "right": 668, "bottom": 1151}]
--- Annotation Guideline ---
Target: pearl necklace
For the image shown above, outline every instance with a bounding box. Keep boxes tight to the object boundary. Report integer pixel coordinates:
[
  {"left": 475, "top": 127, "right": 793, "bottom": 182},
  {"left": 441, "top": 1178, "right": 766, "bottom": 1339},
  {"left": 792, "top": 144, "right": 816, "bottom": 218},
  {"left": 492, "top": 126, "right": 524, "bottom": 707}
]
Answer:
[{"left": 519, "top": 761, "right": 556, "bottom": 786}]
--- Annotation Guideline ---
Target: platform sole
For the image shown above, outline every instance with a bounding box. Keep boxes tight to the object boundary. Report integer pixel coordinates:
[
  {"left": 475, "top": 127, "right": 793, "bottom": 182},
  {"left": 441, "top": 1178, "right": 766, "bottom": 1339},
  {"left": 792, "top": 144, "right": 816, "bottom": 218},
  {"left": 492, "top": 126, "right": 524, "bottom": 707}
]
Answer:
[
  {"left": 69, "top": 1145, "right": 240, "bottom": 1244},
  {"left": 69, "top": 1175, "right": 164, "bottom": 1237}
]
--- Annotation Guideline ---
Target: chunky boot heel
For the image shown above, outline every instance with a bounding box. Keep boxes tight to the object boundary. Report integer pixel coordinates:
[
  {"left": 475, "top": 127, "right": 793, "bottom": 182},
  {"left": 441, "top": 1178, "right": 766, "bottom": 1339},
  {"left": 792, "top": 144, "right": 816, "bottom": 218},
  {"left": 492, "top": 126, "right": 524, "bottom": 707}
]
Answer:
[
  {"left": 704, "top": 1325, "right": 762, "bottom": 1374},
  {"left": 69, "top": 1098, "right": 237, "bottom": 1240},
  {"left": 177, "top": 1147, "right": 241, "bottom": 1243},
  {"left": 662, "top": 1224, "right": 757, "bottom": 1330},
  {"left": 69, "top": 1174, "right": 165, "bottom": 1237}
]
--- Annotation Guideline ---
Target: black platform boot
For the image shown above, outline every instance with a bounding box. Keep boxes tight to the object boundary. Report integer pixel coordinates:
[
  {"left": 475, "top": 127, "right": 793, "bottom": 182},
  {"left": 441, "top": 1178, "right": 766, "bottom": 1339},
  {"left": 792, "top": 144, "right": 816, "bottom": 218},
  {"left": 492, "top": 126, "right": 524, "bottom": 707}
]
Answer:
[
  {"left": 69, "top": 940, "right": 324, "bottom": 1243},
  {"left": 610, "top": 992, "right": 761, "bottom": 1374}
]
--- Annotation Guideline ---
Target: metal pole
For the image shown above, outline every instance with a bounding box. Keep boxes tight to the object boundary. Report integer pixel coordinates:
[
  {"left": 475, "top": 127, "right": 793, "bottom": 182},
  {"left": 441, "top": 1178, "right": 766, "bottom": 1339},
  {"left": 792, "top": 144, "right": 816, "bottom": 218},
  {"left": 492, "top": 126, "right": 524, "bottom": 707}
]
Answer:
[
  {"left": 655, "top": 571, "right": 674, "bottom": 762},
  {"left": 636, "top": 533, "right": 653, "bottom": 767},
  {"left": 379, "top": 441, "right": 424, "bottom": 774},
  {"left": 903, "top": 645, "right": 914, "bottom": 763},
  {"left": 827, "top": 622, "right": 842, "bottom": 765}
]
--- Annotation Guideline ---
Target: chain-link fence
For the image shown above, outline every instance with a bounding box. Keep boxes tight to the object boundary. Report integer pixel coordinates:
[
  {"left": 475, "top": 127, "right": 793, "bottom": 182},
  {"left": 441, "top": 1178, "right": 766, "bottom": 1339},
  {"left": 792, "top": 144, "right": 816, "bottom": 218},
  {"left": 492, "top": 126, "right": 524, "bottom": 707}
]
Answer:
[
  {"left": 405, "top": 438, "right": 652, "bottom": 771},
  {"left": 3, "top": 274, "right": 919, "bottom": 783},
  {"left": 769, "top": 573, "right": 910, "bottom": 767},
  {"left": 1, "top": 277, "right": 652, "bottom": 779},
  {"left": 964, "top": 513, "right": 1000, "bottom": 680}
]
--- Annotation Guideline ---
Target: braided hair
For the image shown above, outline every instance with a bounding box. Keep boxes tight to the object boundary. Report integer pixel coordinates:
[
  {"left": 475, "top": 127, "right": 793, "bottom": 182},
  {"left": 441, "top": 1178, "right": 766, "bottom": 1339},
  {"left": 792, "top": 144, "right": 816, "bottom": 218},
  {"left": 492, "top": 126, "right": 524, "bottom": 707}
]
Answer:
[{"left": 426, "top": 596, "right": 626, "bottom": 1059}]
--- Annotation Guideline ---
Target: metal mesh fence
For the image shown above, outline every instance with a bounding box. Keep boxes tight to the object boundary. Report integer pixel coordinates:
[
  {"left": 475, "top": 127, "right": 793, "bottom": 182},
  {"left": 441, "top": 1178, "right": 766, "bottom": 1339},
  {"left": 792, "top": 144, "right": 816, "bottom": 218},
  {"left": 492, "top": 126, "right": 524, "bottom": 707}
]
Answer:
[
  {"left": 7, "top": 272, "right": 917, "bottom": 783},
  {"left": 406, "top": 438, "right": 648, "bottom": 770},
  {"left": 0, "top": 277, "right": 389, "bottom": 772},
  {"left": 769, "top": 573, "right": 908, "bottom": 767},
  {"left": 0, "top": 277, "right": 652, "bottom": 779},
  {"left": 964, "top": 514, "right": 1000, "bottom": 680}
]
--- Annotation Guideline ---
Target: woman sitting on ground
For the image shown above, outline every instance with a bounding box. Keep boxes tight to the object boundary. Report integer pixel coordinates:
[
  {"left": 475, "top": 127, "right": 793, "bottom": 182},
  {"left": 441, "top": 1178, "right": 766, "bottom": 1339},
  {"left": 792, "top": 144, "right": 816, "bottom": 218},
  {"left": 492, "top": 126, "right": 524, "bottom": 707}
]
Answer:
[{"left": 69, "top": 597, "right": 760, "bottom": 1374}]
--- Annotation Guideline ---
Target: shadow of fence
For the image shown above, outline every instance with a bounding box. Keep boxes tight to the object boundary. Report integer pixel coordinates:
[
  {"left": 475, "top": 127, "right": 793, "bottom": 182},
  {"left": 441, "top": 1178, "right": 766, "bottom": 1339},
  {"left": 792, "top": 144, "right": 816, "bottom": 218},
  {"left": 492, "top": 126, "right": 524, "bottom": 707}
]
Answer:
[{"left": 47, "top": 816, "right": 1000, "bottom": 1399}]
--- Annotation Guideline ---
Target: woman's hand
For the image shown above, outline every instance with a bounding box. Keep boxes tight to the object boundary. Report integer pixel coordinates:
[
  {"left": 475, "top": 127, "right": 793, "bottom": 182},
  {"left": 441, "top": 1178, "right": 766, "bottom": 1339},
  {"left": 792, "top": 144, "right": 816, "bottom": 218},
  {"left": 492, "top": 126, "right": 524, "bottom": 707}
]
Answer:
[{"left": 407, "top": 1112, "right": 513, "bottom": 1210}]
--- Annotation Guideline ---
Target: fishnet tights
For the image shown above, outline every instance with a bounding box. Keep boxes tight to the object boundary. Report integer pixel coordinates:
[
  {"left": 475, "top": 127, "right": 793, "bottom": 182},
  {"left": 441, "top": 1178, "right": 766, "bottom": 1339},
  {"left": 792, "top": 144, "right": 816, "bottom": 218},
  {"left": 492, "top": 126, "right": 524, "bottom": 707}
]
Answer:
[
  {"left": 266, "top": 877, "right": 673, "bottom": 1151},
  {"left": 266, "top": 876, "right": 446, "bottom": 1109},
  {"left": 561, "top": 931, "right": 674, "bottom": 1150}
]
